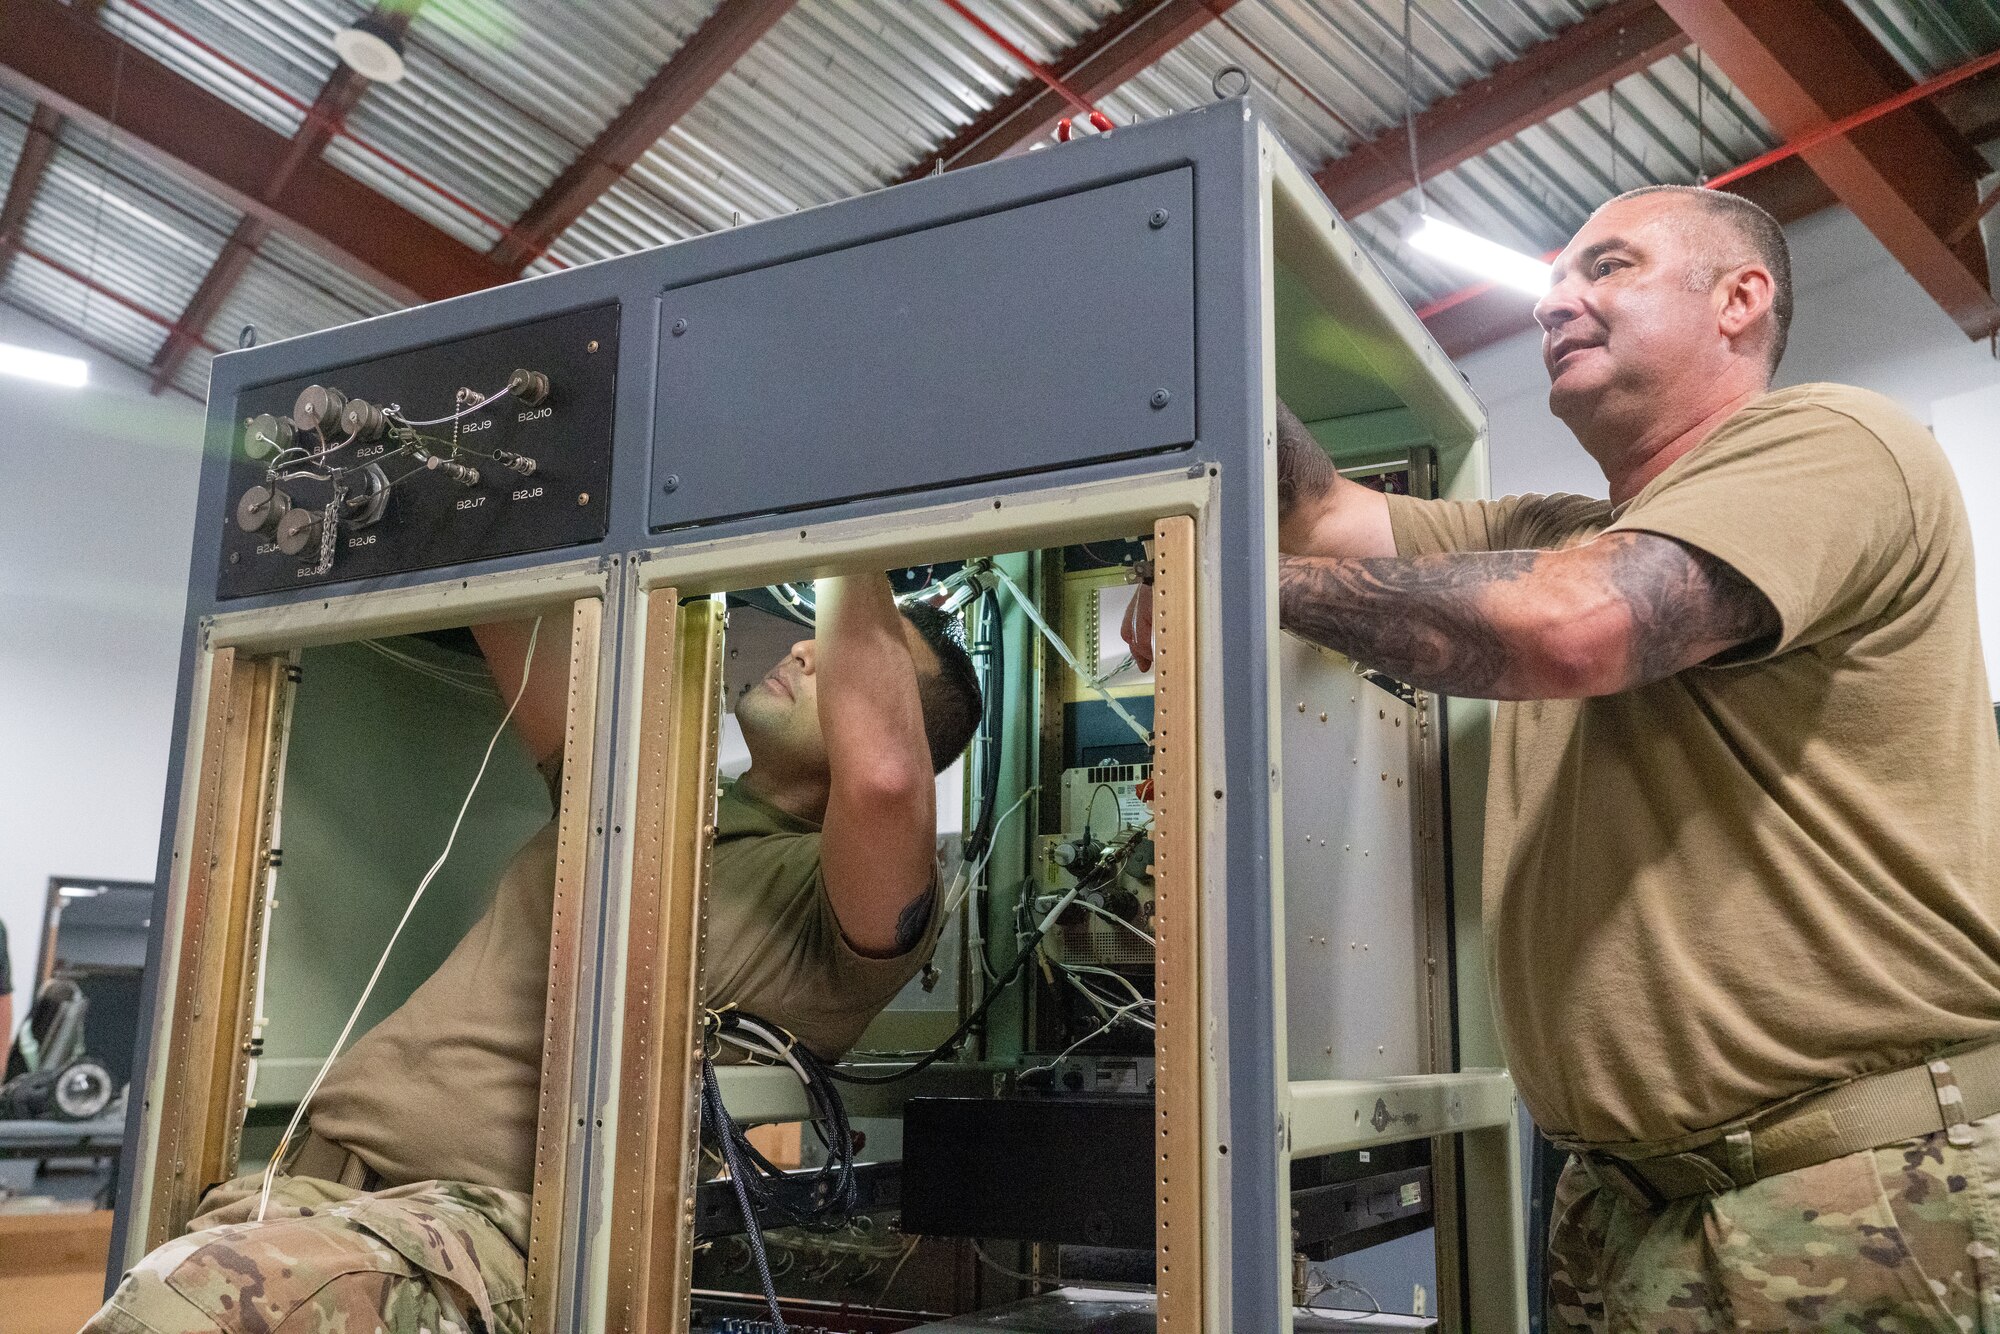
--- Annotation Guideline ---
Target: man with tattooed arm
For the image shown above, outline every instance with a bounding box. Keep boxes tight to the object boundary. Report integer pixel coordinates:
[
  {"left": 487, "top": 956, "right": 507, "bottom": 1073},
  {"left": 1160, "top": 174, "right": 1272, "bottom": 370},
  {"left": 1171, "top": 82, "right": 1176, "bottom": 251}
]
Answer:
[{"left": 1132, "top": 185, "right": 2000, "bottom": 1329}]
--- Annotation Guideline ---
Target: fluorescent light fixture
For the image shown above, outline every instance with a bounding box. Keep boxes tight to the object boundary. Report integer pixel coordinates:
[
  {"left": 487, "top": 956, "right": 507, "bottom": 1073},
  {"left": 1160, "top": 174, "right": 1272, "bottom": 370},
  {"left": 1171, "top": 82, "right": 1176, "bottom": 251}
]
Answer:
[
  {"left": 0, "top": 341, "right": 88, "bottom": 387},
  {"left": 1406, "top": 214, "right": 1552, "bottom": 297},
  {"left": 333, "top": 16, "right": 407, "bottom": 83},
  {"left": 58, "top": 884, "right": 107, "bottom": 899}
]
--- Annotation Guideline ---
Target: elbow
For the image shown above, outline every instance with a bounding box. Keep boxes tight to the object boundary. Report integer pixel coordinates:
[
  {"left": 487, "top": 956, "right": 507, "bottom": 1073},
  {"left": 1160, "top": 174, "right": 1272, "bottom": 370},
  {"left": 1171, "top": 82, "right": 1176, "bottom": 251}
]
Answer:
[
  {"left": 840, "top": 755, "right": 934, "bottom": 809},
  {"left": 1515, "top": 602, "right": 1627, "bottom": 699}
]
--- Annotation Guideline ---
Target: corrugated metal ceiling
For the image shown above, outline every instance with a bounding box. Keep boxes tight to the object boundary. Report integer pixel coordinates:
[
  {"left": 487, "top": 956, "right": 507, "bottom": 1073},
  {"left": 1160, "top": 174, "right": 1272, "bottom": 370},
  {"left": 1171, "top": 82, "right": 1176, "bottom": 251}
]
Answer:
[{"left": 0, "top": 0, "right": 1993, "bottom": 397}]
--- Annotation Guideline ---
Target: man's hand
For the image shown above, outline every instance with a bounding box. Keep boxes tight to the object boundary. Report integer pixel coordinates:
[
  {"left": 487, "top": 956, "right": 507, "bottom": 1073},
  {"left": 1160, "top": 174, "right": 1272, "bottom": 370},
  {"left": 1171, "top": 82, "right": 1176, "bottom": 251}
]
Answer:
[
  {"left": 1121, "top": 577, "right": 1156, "bottom": 673},
  {"left": 815, "top": 573, "right": 938, "bottom": 957},
  {"left": 1118, "top": 401, "right": 1396, "bottom": 669},
  {"left": 1277, "top": 531, "right": 1777, "bottom": 699}
]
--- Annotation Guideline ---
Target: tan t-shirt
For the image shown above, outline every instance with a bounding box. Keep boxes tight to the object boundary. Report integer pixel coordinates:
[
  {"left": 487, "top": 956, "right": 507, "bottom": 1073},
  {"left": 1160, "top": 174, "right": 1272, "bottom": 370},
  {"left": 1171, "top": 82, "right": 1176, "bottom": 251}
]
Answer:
[
  {"left": 1387, "top": 382, "right": 2000, "bottom": 1144},
  {"left": 309, "top": 780, "right": 943, "bottom": 1190}
]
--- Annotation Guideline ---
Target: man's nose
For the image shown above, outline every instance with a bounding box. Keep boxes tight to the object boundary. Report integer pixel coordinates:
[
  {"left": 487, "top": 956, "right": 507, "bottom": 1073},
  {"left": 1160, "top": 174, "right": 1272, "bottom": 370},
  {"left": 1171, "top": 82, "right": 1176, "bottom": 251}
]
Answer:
[
  {"left": 790, "top": 639, "right": 815, "bottom": 671},
  {"left": 1534, "top": 276, "right": 1582, "bottom": 334}
]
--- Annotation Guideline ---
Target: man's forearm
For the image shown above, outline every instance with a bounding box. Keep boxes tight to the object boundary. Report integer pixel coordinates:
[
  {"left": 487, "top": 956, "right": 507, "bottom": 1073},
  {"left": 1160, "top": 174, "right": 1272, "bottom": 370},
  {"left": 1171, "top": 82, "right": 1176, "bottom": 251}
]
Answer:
[
  {"left": 814, "top": 574, "right": 928, "bottom": 782},
  {"left": 1278, "top": 550, "right": 1547, "bottom": 698}
]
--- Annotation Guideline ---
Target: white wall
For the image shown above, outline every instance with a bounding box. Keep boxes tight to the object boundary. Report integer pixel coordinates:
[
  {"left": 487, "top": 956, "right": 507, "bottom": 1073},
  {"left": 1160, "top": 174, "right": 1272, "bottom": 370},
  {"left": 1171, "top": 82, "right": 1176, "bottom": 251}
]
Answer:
[
  {"left": 1456, "top": 207, "right": 2000, "bottom": 500},
  {"left": 0, "top": 309, "right": 204, "bottom": 1013}
]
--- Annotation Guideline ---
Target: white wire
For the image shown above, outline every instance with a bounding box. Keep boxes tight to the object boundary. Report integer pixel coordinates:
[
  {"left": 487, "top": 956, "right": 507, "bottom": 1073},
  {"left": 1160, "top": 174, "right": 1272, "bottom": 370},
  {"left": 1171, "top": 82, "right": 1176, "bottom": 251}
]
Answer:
[
  {"left": 390, "top": 385, "right": 510, "bottom": 428},
  {"left": 358, "top": 640, "right": 494, "bottom": 696},
  {"left": 719, "top": 1031, "right": 813, "bottom": 1089},
  {"left": 257, "top": 614, "right": 546, "bottom": 1220},
  {"left": 1023, "top": 998, "right": 1154, "bottom": 1078},
  {"left": 1072, "top": 897, "right": 1156, "bottom": 947},
  {"left": 974, "top": 1241, "right": 1049, "bottom": 1286},
  {"left": 987, "top": 564, "right": 1151, "bottom": 745},
  {"left": 943, "top": 785, "right": 1038, "bottom": 922},
  {"left": 1060, "top": 962, "right": 1151, "bottom": 1008}
]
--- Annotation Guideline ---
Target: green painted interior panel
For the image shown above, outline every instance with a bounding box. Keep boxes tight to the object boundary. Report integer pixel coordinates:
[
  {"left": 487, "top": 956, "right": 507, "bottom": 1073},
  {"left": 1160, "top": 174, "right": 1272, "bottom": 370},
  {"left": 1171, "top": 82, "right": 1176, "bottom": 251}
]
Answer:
[
  {"left": 251, "top": 635, "right": 554, "bottom": 1107},
  {"left": 1275, "top": 261, "right": 1442, "bottom": 475}
]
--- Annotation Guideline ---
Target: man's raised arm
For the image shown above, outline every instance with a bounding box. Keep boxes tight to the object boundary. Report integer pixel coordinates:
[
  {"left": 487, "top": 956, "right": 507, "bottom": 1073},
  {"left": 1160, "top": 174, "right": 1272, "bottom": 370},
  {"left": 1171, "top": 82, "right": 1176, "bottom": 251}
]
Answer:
[
  {"left": 1125, "top": 401, "right": 1391, "bottom": 669},
  {"left": 814, "top": 574, "right": 938, "bottom": 957}
]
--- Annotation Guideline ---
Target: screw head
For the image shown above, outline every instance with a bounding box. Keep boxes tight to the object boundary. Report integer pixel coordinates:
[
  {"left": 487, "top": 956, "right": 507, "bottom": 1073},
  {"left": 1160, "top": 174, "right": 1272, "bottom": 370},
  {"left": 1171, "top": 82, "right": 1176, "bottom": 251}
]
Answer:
[
  {"left": 1150, "top": 387, "right": 1172, "bottom": 409},
  {"left": 671, "top": 318, "right": 688, "bottom": 336},
  {"left": 1149, "top": 208, "right": 1169, "bottom": 228},
  {"left": 662, "top": 474, "right": 681, "bottom": 493}
]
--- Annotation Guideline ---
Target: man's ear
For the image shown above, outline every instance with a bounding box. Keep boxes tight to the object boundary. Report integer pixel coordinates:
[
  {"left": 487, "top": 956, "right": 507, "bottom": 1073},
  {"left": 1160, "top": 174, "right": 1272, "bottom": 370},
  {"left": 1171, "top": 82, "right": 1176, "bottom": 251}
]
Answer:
[{"left": 1717, "top": 263, "right": 1774, "bottom": 348}]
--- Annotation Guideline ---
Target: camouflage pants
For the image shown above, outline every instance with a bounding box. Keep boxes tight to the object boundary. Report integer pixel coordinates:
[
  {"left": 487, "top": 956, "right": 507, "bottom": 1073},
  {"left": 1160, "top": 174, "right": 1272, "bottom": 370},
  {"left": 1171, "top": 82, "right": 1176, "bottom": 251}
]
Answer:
[
  {"left": 1548, "top": 1112, "right": 2000, "bottom": 1332},
  {"left": 80, "top": 1172, "right": 532, "bottom": 1334}
]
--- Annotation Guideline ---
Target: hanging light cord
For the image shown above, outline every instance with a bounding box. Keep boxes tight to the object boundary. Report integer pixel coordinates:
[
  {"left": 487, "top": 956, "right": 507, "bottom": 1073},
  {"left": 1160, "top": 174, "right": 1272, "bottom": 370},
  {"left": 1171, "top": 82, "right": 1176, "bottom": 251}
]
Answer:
[{"left": 1404, "top": 0, "right": 1425, "bottom": 215}]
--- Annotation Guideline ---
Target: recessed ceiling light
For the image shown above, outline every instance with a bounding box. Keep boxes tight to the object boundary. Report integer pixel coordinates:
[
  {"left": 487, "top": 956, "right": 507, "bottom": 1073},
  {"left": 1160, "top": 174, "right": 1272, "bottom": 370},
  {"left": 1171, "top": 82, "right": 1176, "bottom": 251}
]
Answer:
[
  {"left": 333, "top": 15, "right": 407, "bottom": 84},
  {"left": 0, "top": 341, "right": 88, "bottom": 387}
]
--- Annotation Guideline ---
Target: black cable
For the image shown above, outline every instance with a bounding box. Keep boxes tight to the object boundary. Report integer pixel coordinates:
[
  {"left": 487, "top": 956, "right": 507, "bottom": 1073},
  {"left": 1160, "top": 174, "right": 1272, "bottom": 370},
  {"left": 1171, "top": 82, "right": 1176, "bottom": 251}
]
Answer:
[
  {"left": 827, "top": 902, "right": 1059, "bottom": 1087},
  {"left": 701, "top": 1056, "right": 787, "bottom": 1330},
  {"left": 704, "top": 1013, "right": 858, "bottom": 1228}
]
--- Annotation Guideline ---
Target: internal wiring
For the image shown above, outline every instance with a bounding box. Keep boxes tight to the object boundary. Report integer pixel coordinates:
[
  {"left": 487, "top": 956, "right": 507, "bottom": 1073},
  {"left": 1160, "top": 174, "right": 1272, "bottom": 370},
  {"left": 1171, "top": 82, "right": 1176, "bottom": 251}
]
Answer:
[
  {"left": 1070, "top": 897, "right": 1156, "bottom": 948},
  {"left": 943, "top": 785, "right": 1037, "bottom": 923},
  {"left": 828, "top": 889, "right": 1079, "bottom": 1086},
  {"left": 988, "top": 564, "right": 1150, "bottom": 745},
  {"left": 974, "top": 1240, "right": 1051, "bottom": 1288},
  {"left": 1022, "top": 997, "right": 1154, "bottom": 1079},
  {"left": 256, "top": 615, "right": 545, "bottom": 1222},
  {"left": 389, "top": 384, "right": 511, "bottom": 428},
  {"left": 358, "top": 640, "right": 496, "bottom": 697}
]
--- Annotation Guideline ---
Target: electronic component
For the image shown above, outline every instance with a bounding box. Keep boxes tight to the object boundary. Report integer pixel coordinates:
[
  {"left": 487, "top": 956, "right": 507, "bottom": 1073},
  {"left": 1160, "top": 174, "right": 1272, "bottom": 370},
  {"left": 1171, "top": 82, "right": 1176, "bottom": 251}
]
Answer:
[
  {"left": 1038, "top": 762, "right": 1153, "bottom": 969},
  {"left": 215, "top": 303, "right": 617, "bottom": 599},
  {"left": 901, "top": 1098, "right": 1154, "bottom": 1248}
]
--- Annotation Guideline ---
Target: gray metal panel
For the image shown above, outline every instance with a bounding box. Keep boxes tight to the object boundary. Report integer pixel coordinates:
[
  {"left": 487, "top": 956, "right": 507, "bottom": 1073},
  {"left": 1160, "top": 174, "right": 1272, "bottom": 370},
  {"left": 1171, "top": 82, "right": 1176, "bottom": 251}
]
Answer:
[
  {"left": 649, "top": 168, "right": 1198, "bottom": 530},
  {"left": 1279, "top": 635, "right": 1426, "bottom": 1082}
]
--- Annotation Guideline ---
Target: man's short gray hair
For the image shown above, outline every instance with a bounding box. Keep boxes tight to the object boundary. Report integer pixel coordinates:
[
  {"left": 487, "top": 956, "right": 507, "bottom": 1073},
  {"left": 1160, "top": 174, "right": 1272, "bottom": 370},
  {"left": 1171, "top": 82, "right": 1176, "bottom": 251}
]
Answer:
[{"left": 1605, "top": 184, "right": 1793, "bottom": 372}]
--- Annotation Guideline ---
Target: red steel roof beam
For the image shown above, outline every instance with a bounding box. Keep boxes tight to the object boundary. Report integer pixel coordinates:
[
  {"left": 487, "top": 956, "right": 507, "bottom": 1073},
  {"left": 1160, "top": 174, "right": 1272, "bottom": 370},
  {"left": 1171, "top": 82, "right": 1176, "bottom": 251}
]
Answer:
[
  {"left": 1656, "top": 0, "right": 2000, "bottom": 339},
  {"left": 489, "top": 0, "right": 796, "bottom": 272},
  {"left": 905, "top": 0, "right": 1241, "bottom": 180},
  {"left": 0, "top": 0, "right": 515, "bottom": 306},
  {"left": 1315, "top": 0, "right": 1687, "bottom": 219},
  {"left": 148, "top": 2, "right": 421, "bottom": 392},
  {"left": 0, "top": 101, "right": 61, "bottom": 287}
]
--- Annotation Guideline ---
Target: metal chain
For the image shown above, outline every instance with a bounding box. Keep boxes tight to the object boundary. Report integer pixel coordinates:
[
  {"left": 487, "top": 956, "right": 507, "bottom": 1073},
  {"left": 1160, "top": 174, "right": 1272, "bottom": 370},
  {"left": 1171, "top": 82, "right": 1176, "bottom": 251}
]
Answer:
[{"left": 312, "top": 484, "right": 346, "bottom": 577}]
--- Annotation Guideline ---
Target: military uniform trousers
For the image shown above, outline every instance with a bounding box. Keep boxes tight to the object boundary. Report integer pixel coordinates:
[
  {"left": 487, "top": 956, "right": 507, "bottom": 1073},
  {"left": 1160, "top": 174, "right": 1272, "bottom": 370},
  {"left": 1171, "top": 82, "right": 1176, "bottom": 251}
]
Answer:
[
  {"left": 1548, "top": 1111, "right": 2000, "bottom": 1333},
  {"left": 80, "top": 1166, "right": 529, "bottom": 1334}
]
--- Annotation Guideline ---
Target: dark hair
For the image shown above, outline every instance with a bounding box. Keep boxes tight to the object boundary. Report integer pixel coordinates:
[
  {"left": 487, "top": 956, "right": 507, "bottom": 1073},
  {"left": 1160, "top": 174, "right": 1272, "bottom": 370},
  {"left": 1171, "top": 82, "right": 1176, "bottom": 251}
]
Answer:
[
  {"left": 1609, "top": 184, "right": 1794, "bottom": 372},
  {"left": 900, "top": 601, "right": 983, "bottom": 773}
]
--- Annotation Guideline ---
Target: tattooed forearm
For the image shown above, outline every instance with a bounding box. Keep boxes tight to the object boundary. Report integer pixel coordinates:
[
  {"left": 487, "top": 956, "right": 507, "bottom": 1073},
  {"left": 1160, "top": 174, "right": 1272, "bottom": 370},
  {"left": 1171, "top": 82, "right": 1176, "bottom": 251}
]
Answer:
[
  {"left": 1279, "top": 550, "right": 1544, "bottom": 697},
  {"left": 1277, "top": 532, "right": 1779, "bottom": 701}
]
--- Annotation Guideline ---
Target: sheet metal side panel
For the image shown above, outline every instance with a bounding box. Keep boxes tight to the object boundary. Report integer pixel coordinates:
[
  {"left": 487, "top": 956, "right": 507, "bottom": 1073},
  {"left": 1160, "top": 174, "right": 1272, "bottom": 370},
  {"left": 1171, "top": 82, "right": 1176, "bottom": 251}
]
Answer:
[
  {"left": 1278, "top": 639, "right": 1426, "bottom": 1084},
  {"left": 648, "top": 168, "right": 1196, "bottom": 530},
  {"left": 1200, "top": 104, "right": 1281, "bottom": 1332},
  {"left": 109, "top": 619, "right": 211, "bottom": 1280}
]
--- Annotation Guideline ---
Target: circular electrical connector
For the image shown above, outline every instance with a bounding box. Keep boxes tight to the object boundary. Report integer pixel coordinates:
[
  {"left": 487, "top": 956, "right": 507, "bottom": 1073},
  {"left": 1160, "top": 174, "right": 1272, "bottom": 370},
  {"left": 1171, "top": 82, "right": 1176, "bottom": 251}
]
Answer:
[
  {"left": 244, "top": 412, "right": 294, "bottom": 459},
  {"left": 340, "top": 397, "right": 388, "bottom": 442},
  {"left": 293, "top": 384, "right": 349, "bottom": 433},
  {"left": 507, "top": 368, "right": 550, "bottom": 405},
  {"left": 235, "top": 484, "right": 290, "bottom": 533},
  {"left": 53, "top": 1059, "right": 115, "bottom": 1121},
  {"left": 274, "top": 506, "right": 321, "bottom": 556}
]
